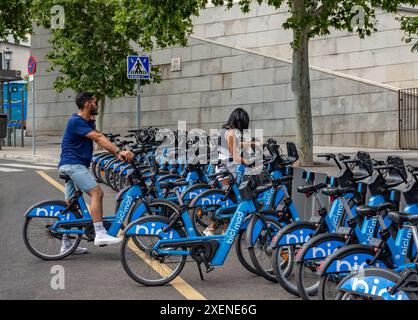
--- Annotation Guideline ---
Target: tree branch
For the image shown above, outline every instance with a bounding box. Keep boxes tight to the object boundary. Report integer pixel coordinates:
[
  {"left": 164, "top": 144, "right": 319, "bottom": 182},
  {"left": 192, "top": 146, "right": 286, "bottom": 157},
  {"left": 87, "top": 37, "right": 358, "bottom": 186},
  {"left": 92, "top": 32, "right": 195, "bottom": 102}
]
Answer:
[{"left": 311, "top": 4, "right": 325, "bottom": 17}]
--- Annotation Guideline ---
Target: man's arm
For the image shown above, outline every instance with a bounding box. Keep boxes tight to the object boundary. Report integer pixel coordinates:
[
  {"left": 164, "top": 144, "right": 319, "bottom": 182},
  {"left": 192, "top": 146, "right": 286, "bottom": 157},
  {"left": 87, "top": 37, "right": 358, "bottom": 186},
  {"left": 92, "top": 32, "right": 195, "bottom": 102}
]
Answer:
[
  {"left": 86, "top": 131, "right": 134, "bottom": 161},
  {"left": 86, "top": 131, "right": 119, "bottom": 154}
]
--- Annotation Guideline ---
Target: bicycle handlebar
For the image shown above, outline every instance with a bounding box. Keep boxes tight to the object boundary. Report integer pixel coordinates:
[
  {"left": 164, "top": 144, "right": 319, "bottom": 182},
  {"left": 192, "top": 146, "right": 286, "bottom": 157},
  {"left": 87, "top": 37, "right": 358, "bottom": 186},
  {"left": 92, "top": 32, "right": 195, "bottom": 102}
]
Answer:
[
  {"left": 343, "top": 158, "right": 374, "bottom": 176},
  {"left": 317, "top": 153, "right": 343, "bottom": 170},
  {"left": 373, "top": 165, "right": 408, "bottom": 183}
]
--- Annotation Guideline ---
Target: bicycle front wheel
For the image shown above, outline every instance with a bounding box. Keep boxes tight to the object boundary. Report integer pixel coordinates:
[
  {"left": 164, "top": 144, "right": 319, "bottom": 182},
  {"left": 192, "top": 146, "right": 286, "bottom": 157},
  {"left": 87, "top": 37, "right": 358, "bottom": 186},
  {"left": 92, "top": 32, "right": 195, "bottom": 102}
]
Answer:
[{"left": 121, "top": 217, "right": 187, "bottom": 286}]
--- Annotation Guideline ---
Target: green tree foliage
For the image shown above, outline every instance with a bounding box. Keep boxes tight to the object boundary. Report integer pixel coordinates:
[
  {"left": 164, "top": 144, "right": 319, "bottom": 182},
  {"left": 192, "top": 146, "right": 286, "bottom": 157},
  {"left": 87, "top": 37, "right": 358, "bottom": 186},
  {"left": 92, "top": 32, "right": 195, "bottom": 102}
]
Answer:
[
  {"left": 0, "top": 0, "right": 32, "bottom": 43},
  {"left": 399, "top": 15, "right": 418, "bottom": 52},
  {"left": 31, "top": 0, "right": 200, "bottom": 132}
]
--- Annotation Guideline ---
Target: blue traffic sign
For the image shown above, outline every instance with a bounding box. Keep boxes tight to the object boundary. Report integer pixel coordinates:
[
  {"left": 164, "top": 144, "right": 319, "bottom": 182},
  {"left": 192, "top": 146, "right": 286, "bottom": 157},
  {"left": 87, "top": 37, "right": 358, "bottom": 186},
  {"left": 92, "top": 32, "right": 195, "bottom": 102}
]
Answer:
[{"left": 127, "top": 55, "right": 150, "bottom": 80}]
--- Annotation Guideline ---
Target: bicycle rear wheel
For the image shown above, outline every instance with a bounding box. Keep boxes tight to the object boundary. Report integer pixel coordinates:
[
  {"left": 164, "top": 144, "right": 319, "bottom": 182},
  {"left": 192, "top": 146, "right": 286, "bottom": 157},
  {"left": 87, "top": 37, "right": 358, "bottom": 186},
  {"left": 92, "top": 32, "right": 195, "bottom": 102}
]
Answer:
[
  {"left": 23, "top": 217, "right": 82, "bottom": 260},
  {"left": 319, "top": 273, "right": 346, "bottom": 300},
  {"left": 272, "top": 244, "right": 299, "bottom": 296},
  {"left": 235, "top": 230, "right": 258, "bottom": 275},
  {"left": 248, "top": 216, "right": 290, "bottom": 282}
]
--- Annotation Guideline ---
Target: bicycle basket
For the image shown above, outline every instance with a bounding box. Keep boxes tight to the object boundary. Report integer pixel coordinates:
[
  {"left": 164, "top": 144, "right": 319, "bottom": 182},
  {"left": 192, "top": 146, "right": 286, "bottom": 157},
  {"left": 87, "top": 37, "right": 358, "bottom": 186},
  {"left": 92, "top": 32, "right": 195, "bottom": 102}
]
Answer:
[{"left": 245, "top": 165, "right": 271, "bottom": 182}]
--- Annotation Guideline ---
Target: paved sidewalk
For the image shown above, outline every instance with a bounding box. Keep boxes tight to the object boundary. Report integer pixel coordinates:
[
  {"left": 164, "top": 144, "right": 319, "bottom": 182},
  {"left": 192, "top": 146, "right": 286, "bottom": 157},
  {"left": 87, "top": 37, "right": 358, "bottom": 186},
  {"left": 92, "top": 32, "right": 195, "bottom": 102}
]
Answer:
[
  {"left": 0, "top": 136, "right": 61, "bottom": 165},
  {"left": 1, "top": 136, "right": 417, "bottom": 174}
]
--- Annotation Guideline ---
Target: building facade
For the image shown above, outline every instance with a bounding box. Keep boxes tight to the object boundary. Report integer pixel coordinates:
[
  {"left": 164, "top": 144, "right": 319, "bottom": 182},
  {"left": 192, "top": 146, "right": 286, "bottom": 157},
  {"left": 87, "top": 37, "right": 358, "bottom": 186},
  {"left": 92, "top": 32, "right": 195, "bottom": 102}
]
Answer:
[
  {"left": 0, "top": 36, "right": 30, "bottom": 77},
  {"left": 27, "top": 3, "right": 418, "bottom": 149}
]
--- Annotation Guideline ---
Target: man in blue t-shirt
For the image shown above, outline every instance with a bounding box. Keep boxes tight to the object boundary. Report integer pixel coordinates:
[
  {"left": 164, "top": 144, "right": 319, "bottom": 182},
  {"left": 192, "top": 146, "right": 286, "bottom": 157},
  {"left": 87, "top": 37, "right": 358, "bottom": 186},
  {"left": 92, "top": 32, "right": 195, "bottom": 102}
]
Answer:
[{"left": 58, "top": 92, "right": 134, "bottom": 253}]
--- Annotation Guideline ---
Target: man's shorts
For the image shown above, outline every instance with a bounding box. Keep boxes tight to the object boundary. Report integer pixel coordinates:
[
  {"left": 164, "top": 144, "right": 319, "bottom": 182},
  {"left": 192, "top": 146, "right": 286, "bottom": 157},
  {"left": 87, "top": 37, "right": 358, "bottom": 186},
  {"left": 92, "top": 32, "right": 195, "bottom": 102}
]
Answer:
[{"left": 58, "top": 164, "right": 98, "bottom": 200}]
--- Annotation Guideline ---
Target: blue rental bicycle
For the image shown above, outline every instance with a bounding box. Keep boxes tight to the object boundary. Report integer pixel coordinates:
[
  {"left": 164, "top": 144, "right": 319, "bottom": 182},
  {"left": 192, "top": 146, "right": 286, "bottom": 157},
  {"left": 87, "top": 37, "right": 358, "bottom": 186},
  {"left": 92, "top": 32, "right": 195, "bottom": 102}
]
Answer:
[
  {"left": 22, "top": 148, "right": 188, "bottom": 260},
  {"left": 335, "top": 210, "right": 418, "bottom": 301},
  {"left": 294, "top": 156, "right": 406, "bottom": 299},
  {"left": 269, "top": 152, "right": 373, "bottom": 295},
  {"left": 120, "top": 174, "right": 284, "bottom": 286},
  {"left": 317, "top": 162, "right": 418, "bottom": 300}
]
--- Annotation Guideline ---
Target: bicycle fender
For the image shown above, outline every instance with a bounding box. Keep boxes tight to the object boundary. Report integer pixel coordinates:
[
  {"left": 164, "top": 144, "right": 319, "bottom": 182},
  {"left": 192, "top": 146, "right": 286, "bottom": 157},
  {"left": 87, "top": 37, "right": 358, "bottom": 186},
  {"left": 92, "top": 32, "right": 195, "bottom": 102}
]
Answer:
[
  {"left": 318, "top": 244, "right": 389, "bottom": 276},
  {"left": 180, "top": 183, "right": 211, "bottom": 202},
  {"left": 271, "top": 221, "right": 317, "bottom": 247},
  {"left": 189, "top": 189, "right": 235, "bottom": 207},
  {"left": 337, "top": 268, "right": 412, "bottom": 300},
  {"left": 124, "top": 216, "right": 183, "bottom": 240},
  {"left": 24, "top": 200, "right": 79, "bottom": 220},
  {"left": 295, "top": 232, "right": 346, "bottom": 262},
  {"left": 157, "top": 174, "right": 182, "bottom": 182}
]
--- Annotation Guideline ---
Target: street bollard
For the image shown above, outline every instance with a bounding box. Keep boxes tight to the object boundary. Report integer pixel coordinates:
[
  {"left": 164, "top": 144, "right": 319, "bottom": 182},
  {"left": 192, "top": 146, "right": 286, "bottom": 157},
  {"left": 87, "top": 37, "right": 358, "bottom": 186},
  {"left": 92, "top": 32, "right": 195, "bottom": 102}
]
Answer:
[{"left": 13, "top": 126, "right": 16, "bottom": 147}]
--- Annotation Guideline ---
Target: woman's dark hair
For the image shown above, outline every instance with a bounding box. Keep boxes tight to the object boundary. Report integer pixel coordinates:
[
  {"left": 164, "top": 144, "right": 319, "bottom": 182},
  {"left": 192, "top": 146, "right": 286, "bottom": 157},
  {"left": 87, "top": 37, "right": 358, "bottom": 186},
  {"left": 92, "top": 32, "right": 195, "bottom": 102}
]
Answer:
[
  {"left": 75, "top": 92, "right": 95, "bottom": 109},
  {"left": 223, "top": 108, "right": 249, "bottom": 132}
]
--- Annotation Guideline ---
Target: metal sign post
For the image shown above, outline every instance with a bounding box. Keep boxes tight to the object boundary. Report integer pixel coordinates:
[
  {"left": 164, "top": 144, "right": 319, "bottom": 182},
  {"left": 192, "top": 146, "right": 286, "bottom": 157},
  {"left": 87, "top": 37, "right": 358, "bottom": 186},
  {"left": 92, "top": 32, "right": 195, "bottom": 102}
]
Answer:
[
  {"left": 31, "top": 78, "right": 35, "bottom": 154},
  {"left": 136, "top": 79, "right": 141, "bottom": 129},
  {"left": 7, "top": 81, "right": 11, "bottom": 146},
  {"left": 28, "top": 55, "right": 37, "bottom": 155},
  {"left": 21, "top": 91, "right": 24, "bottom": 147},
  {"left": 127, "top": 55, "right": 150, "bottom": 129}
]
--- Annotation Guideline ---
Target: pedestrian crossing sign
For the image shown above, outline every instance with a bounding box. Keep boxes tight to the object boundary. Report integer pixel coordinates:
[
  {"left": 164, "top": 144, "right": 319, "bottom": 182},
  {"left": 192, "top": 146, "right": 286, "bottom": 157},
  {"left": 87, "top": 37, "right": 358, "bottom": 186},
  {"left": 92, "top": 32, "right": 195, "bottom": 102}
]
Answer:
[{"left": 127, "top": 55, "right": 150, "bottom": 80}]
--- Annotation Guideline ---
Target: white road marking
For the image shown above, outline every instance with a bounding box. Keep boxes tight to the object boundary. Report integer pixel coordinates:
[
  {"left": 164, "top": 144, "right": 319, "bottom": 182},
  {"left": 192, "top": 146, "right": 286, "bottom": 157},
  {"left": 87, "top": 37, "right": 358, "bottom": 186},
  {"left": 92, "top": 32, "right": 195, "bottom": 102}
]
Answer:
[
  {"left": 0, "top": 163, "right": 56, "bottom": 170},
  {"left": 0, "top": 167, "right": 24, "bottom": 172}
]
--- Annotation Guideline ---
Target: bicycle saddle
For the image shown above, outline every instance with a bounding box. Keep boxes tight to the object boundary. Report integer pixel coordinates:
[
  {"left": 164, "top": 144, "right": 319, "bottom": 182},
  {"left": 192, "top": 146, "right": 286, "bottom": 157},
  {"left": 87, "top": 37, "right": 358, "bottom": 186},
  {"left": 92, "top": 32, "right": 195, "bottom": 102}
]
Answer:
[
  {"left": 297, "top": 183, "right": 328, "bottom": 195},
  {"left": 353, "top": 153, "right": 373, "bottom": 181},
  {"left": 321, "top": 187, "right": 355, "bottom": 197},
  {"left": 254, "top": 183, "right": 273, "bottom": 196},
  {"left": 59, "top": 173, "right": 71, "bottom": 181},
  {"left": 355, "top": 202, "right": 395, "bottom": 217},
  {"left": 208, "top": 169, "right": 230, "bottom": 179},
  {"left": 159, "top": 180, "right": 189, "bottom": 189},
  {"left": 272, "top": 175, "right": 293, "bottom": 186},
  {"left": 386, "top": 156, "right": 408, "bottom": 188},
  {"left": 351, "top": 171, "right": 370, "bottom": 182},
  {"left": 387, "top": 211, "right": 418, "bottom": 225}
]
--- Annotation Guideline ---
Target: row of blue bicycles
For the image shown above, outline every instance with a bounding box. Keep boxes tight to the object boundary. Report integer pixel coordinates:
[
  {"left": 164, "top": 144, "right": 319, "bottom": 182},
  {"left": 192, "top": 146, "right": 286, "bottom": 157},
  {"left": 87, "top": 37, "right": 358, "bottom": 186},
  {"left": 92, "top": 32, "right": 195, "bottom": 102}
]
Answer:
[{"left": 23, "top": 127, "right": 418, "bottom": 300}]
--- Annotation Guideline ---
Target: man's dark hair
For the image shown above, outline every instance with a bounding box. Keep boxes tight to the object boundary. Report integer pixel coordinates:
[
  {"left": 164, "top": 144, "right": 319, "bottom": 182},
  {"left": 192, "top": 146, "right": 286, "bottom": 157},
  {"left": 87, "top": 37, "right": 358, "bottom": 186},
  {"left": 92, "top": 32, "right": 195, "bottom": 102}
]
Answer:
[{"left": 75, "top": 92, "right": 95, "bottom": 109}]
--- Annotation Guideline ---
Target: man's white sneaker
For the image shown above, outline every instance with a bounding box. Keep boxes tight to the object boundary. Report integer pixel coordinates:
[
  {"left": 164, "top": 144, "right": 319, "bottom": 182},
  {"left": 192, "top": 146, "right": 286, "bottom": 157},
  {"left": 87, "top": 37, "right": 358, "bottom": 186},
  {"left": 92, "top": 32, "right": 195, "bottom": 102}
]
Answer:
[
  {"left": 94, "top": 232, "right": 123, "bottom": 246},
  {"left": 73, "top": 247, "right": 89, "bottom": 254},
  {"left": 203, "top": 227, "right": 215, "bottom": 236},
  {"left": 60, "top": 241, "right": 88, "bottom": 255}
]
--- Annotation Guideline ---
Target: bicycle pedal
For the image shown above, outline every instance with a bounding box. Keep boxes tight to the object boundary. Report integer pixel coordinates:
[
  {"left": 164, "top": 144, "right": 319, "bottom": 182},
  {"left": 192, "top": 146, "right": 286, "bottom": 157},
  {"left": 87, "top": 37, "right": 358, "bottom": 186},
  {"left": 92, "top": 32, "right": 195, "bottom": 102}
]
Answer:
[{"left": 206, "top": 266, "right": 214, "bottom": 273}]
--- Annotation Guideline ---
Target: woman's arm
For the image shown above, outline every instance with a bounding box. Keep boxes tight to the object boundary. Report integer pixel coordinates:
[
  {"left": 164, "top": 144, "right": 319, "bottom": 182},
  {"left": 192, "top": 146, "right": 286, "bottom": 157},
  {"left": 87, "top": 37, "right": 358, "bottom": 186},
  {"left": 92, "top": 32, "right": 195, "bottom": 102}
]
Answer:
[
  {"left": 226, "top": 131, "right": 250, "bottom": 166},
  {"left": 241, "top": 140, "right": 262, "bottom": 148}
]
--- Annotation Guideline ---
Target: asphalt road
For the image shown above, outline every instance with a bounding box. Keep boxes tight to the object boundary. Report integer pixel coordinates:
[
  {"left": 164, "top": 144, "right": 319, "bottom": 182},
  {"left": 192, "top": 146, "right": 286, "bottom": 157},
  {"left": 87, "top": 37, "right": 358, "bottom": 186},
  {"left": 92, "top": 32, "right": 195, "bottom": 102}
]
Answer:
[
  {"left": 0, "top": 159, "right": 295, "bottom": 300},
  {"left": 2, "top": 147, "right": 418, "bottom": 300}
]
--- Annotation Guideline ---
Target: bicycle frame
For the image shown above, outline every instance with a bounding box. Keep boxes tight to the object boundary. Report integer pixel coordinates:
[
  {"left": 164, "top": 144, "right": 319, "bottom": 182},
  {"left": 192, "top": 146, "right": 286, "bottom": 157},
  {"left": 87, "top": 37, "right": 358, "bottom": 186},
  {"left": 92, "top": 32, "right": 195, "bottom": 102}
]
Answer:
[
  {"left": 376, "top": 205, "right": 418, "bottom": 266},
  {"left": 43, "top": 184, "right": 144, "bottom": 238},
  {"left": 148, "top": 198, "right": 258, "bottom": 267},
  {"left": 336, "top": 224, "right": 418, "bottom": 300}
]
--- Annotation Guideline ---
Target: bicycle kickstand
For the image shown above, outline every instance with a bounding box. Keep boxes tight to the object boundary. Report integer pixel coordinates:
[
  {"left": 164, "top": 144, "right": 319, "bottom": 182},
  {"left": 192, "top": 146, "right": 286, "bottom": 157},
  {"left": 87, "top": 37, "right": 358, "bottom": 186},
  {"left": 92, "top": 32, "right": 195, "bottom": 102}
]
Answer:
[{"left": 196, "top": 262, "right": 205, "bottom": 281}]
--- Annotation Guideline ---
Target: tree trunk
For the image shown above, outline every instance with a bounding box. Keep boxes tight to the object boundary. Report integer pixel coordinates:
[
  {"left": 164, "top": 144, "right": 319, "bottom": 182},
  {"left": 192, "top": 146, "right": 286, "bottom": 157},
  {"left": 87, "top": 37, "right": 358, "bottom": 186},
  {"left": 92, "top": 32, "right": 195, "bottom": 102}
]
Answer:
[
  {"left": 291, "top": 3, "right": 314, "bottom": 166},
  {"left": 95, "top": 96, "right": 106, "bottom": 150}
]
